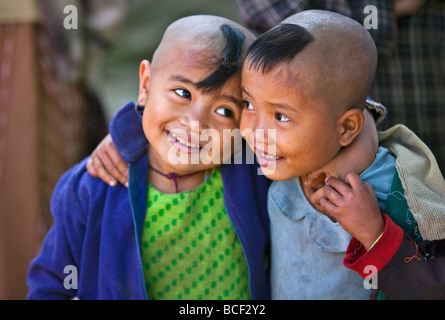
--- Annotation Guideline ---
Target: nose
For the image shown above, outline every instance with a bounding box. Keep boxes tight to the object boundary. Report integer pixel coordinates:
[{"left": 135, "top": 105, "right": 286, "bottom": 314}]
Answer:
[
  {"left": 178, "top": 101, "right": 210, "bottom": 133},
  {"left": 251, "top": 115, "right": 276, "bottom": 147}
]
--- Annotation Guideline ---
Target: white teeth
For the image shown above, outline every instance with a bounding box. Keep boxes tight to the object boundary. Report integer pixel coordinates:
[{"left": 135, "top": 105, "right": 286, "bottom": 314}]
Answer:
[
  {"left": 260, "top": 152, "right": 280, "bottom": 160},
  {"left": 170, "top": 132, "right": 200, "bottom": 149}
]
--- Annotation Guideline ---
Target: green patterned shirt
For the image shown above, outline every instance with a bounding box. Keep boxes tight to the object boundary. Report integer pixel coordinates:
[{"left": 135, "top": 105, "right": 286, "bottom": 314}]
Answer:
[{"left": 141, "top": 168, "right": 250, "bottom": 300}]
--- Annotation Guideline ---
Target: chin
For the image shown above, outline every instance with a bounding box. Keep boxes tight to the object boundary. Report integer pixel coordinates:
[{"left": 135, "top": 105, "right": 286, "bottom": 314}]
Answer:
[{"left": 259, "top": 166, "right": 297, "bottom": 182}]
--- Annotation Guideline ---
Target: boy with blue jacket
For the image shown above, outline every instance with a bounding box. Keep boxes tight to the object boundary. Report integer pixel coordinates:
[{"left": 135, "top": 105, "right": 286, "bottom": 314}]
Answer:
[{"left": 26, "top": 15, "right": 271, "bottom": 300}]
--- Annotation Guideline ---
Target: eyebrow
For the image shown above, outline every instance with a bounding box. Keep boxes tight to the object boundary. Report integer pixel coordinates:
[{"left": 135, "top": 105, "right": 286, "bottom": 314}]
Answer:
[
  {"left": 171, "top": 74, "right": 242, "bottom": 108},
  {"left": 220, "top": 95, "right": 243, "bottom": 109},
  {"left": 169, "top": 75, "right": 198, "bottom": 87},
  {"left": 270, "top": 101, "right": 296, "bottom": 114},
  {"left": 242, "top": 87, "right": 296, "bottom": 113}
]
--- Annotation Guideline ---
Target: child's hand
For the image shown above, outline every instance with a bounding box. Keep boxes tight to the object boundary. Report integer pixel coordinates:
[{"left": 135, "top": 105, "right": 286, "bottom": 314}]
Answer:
[
  {"left": 86, "top": 134, "right": 129, "bottom": 187},
  {"left": 305, "top": 165, "right": 360, "bottom": 214},
  {"left": 319, "top": 172, "right": 385, "bottom": 250},
  {"left": 304, "top": 164, "right": 348, "bottom": 213},
  {"left": 304, "top": 172, "right": 329, "bottom": 213},
  {"left": 306, "top": 108, "right": 378, "bottom": 212}
]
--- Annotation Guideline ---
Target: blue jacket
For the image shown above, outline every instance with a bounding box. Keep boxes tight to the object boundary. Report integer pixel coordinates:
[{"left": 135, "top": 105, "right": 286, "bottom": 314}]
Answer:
[{"left": 27, "top": 102, "right": 271, "bottom": 300}]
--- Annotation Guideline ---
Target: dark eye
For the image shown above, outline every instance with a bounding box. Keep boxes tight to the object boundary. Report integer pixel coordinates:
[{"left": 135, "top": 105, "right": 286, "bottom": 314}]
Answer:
[
  {"left": 275, "top": 113, "right": 290, "bottom": 122},
  {"left": 243, "top": 101, "right": 254, "bottom": 111},
  {"left": 216, "top": 107, "right": 234, "bottom": 118},
  {"left": 174, "top": 88, "right": 191, "bottom": 100}
]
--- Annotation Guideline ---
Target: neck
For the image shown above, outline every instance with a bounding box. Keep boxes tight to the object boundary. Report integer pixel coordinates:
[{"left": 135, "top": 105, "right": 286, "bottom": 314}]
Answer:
[
  {"left": 147, "top": 148, "right": 205, "bottom": 193},
  {"left": 301, "top": 173, "right": 337, "bottom": 222}
]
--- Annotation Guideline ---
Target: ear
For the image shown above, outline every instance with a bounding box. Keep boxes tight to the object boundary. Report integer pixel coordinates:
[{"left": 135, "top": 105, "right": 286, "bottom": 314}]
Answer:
[
  {"left": 338, "top": 108, "right": 364, "bottom": 147},
  {"left": 138, "top": 60, "right": 151, "bottom": 106}
]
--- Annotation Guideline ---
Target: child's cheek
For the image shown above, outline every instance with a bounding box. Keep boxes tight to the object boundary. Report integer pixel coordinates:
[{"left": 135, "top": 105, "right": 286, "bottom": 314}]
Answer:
[
  {"left": 239, "top": 114, "right": 249, "bottom": 133},
  {"left": 239, "top": 119, "right": 253, "bottom": 143}
]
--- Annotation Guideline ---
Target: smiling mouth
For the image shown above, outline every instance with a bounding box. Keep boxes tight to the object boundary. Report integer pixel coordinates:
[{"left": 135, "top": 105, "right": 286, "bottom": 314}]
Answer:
[
  {"left": 252, "top": 142, "right": 282, "bottom": 161},
  {"left": 254, "top": 147, "right": 283, "bottom": 168},
  {"left": 257, "top": 151, "right": 281, "bottom": 161},
  {"left": 168, "top": 131, "right": 202, "bottom": 150}
]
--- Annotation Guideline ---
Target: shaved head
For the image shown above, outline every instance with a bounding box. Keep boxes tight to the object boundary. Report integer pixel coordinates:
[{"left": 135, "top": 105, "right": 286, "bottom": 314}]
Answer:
[
  {"left": 246, "top": 10, "right": 377, "bottom": 112},
  {"left": 151, "top": 15, "right": 256, "bottom": 92},
  {"left": 283, "top": 10, "right": 377, "bottom": 110},
  {"left": 155, "top": 15, "right": 255, "bottom": 52}
]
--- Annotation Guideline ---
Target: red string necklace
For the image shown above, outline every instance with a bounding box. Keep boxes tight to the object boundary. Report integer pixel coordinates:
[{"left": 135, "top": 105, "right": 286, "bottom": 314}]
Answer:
[{"left": 148, "top": 164, "right": 201, "bottom": 193}]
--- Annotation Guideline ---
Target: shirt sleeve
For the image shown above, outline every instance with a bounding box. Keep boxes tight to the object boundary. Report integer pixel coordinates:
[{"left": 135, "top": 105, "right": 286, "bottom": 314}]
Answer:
[
  {"left": 343, "top": 214, "right": 404, "bottom": 277},
  {"left": 344, "top": 214, "right": 445, "bottom": 300}
]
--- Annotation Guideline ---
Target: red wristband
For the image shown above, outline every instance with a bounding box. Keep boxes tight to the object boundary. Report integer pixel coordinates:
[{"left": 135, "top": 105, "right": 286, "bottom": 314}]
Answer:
[{"left": 343, "top": 214, "right": 404, "bottom": 278}]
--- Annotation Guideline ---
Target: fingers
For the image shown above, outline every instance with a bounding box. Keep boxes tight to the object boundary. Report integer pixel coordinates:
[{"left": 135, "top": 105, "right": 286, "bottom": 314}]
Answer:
[
  {"left": 344, "top": 172, "right": 363, "bottom": 189},
  {"left": 109, "top": 150, "right": 129, "bottom": 184},
  {"left": 86, "top": 148, "right": 129, "bottom": 187},
  {"left": 319, "top": 196, "right": 339, "bottom": 216},
  {"left": 308, "top": 173, "right": 371, "bottom": 220},
  {"left": 322, "top": 185, "right": 343, "bottom": 203},
  {"left": 364, "top": 182, "right": 376, "bottom": 196},
  {"left": 307, "top": 174, "right": 344, "bottom": 214},
  {"left": 307, "top": 186, "right": 323, "bottom": 203},
  {"left": 305, "top": 172, "right": 326, "bottom": 187},
  {"left": 87, "top": 155, "right": 119, "bottom": 187},
  {"left": 86, "top": 134, "right": 129, "bottom": 188},
  {"left": 344, "top": 173, "right": 376, "bottom": 199},
  {"left": 100, "top": 144, "right": 129, "bottom": 186},
  {"left": 318, "top": 174, "right": 354, "bottom": 216},
  {"left": 324, "top": 175, "right": 352, "bottom": 197},
  {"left": 307, "top": 186, "right": 326, "bottom": 211},
  {"left": 86, "top": 157, "right": 97, "bottom": 176}
]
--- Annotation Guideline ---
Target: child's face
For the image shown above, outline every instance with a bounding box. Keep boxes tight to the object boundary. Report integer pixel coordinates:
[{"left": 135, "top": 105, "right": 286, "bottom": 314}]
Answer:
[
  {"left": 140, "top": 46, "right": 243, "bottom": 175},
  {"left": 240, "top": 63, "right": 343, "bottom": 181}
]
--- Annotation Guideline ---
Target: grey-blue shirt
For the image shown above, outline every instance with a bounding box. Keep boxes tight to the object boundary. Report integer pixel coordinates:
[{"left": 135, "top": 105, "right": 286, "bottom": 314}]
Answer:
[{"left": 268, "top": 147, "right": 396, "bottom": 299}]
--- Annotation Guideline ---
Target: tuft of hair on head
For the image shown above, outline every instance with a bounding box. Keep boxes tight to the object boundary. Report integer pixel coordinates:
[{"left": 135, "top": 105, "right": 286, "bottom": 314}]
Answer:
[
  {"left": 245, "top": 24, "right": 314, "bottom": 73},
  {"left": 278, "top": 10, "right": 378, "bottom": 110},
  {"left": 196, "top": 24, "right": 246, "bottom": 94},
  {"left": 151, "top": 15, "right": 255, "bottom": 95}
]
